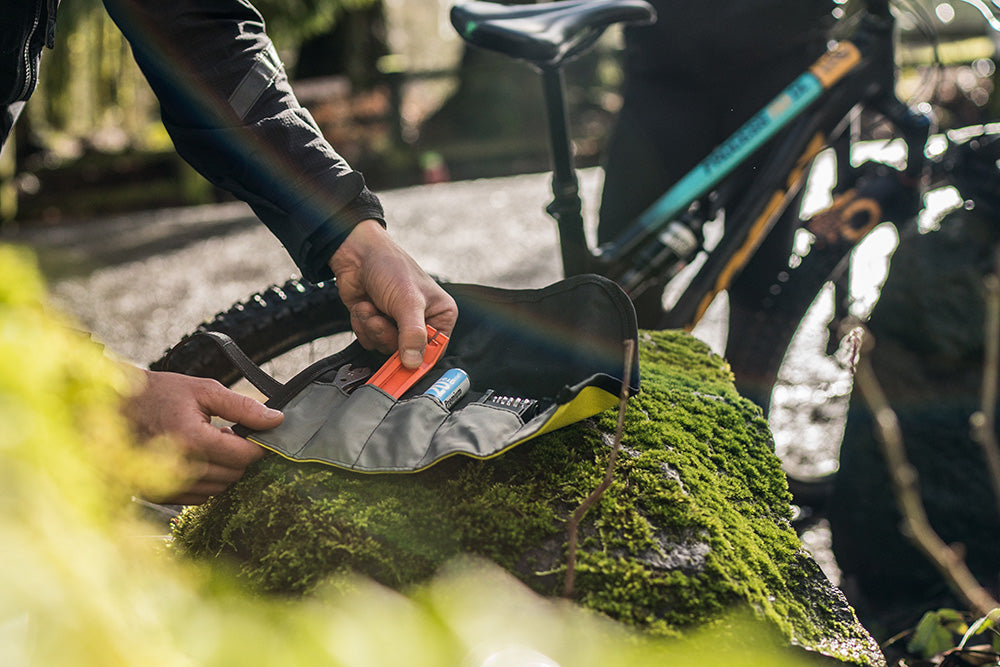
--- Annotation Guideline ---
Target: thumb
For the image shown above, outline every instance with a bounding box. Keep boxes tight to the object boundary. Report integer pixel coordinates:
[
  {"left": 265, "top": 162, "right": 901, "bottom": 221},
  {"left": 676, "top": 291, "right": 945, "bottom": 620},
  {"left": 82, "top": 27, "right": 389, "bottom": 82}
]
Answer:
[
  {"left": 397, "top": 322, "right": 431, "bottom": 369},
  {"left": 200, "top": 385, "right": 284, "bottom": 431}
]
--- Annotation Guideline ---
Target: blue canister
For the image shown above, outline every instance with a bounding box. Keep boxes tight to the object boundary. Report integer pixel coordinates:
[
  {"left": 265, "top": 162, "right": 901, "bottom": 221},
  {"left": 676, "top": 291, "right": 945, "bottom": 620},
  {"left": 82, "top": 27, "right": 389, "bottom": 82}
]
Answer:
[{"left": 423, "top": 368, "right": 470, "bottom": 409}]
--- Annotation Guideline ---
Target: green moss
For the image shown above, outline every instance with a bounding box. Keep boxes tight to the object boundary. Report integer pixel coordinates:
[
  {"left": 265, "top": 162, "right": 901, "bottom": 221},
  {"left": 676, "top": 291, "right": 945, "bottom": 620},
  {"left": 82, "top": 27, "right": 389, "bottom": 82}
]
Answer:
[{"left": 173, "top": 329, "right": 882, "bottom": 666}]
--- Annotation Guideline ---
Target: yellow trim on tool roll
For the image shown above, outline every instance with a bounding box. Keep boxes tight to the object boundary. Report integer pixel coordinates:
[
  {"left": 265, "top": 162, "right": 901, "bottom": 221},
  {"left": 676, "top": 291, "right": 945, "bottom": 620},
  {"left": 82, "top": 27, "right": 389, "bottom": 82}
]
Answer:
[{"left": 515, "top": 385, "right": 620, "bottom": 443}]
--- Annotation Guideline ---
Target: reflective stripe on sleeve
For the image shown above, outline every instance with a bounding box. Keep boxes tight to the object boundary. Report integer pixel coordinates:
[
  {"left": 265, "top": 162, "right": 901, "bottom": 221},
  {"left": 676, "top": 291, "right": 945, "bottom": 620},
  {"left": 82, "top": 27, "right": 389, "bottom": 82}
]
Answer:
[{"left": 228, "top": 42, "right": 283, "bottom": 120}]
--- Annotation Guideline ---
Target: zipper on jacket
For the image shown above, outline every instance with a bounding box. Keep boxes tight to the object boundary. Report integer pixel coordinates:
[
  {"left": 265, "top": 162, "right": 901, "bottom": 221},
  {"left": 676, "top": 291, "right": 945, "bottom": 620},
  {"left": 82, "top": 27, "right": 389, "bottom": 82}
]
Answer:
[{"left": 17, "top": 1, "right": 45, "bottom": 103}]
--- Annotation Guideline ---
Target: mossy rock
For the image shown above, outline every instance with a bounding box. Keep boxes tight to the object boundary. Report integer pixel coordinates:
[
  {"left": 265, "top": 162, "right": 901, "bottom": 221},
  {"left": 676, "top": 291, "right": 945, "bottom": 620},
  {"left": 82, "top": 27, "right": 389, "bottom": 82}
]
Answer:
[{"left": 173, "top": 329, "right": 882, "bottom": 666}]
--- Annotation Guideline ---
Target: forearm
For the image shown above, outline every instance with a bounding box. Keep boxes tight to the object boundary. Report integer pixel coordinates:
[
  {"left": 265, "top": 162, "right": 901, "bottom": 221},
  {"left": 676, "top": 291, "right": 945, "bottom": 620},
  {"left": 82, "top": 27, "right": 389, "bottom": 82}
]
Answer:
[{"left": 102, "top": 0, "right": 383, "bottom": 280}]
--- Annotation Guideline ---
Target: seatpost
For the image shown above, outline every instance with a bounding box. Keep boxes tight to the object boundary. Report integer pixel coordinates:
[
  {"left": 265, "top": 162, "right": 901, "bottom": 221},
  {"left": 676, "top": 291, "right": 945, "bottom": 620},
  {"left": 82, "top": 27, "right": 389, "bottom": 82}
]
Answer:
[{"left": 540, "top": 66, "right": 592, "bottom": 276}]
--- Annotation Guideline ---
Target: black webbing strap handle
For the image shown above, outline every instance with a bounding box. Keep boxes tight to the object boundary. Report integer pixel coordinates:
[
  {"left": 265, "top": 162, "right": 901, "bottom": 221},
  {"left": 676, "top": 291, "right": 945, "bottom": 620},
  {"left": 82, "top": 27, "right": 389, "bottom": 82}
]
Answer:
[{"left": 164, "top": 330, "right": 285, "bottom": 399}]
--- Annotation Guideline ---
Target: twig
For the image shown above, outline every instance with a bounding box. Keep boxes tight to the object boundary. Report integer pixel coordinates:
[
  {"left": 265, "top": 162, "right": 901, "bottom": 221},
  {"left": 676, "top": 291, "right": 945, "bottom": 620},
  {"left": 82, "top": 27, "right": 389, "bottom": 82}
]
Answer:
[
  {"left": 563, "top": 338, "right": 635, "bottom": 598},
  {"left": 970, "top": 259, "right": 1000, "bottom": 520},
  {"left": 854, "top": 337, "right": 1000, "bottom": 617}
]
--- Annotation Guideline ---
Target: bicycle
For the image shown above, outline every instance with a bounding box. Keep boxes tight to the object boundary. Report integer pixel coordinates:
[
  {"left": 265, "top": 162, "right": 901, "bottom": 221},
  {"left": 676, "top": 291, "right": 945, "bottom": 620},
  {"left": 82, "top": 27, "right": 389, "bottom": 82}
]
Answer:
[{"left": 154, "top": 0, "right": 999, "bottom": 440}]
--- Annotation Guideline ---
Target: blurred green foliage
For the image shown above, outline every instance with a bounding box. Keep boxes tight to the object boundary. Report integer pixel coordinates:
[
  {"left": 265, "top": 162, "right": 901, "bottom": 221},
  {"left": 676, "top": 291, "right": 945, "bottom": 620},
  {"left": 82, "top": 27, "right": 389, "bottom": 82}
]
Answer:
[
  {"left": 51, "top": 0, "right": 378, "bottom": 53},
  {"left": 252, "top": 0, "right": 379, "bottom": 46},
  {"left": 23, "top": 0, "right": 379, "bottom": 155},
  {"left": 26, "top": 0, "right": 160, "bottom": 152}
]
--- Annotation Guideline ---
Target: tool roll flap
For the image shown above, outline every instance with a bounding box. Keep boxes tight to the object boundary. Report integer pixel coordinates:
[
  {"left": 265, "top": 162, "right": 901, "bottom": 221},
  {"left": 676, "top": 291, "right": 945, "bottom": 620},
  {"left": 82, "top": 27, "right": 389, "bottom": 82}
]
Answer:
[{"left": 226, "top": 274, "right": 639, "bottom": 473}]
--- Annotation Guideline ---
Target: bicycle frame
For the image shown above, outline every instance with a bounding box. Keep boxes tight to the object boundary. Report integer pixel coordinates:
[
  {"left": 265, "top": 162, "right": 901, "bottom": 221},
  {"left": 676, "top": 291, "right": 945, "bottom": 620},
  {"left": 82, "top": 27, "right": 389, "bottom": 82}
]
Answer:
[{"left": 538, "top": 1, "right": 931, "bottom": 330}]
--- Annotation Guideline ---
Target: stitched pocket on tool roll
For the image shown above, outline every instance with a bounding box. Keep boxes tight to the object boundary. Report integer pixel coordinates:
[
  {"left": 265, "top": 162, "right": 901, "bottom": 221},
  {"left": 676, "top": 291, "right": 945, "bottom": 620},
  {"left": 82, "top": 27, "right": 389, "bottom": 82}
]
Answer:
[
  {"left": 237, "top": 343, "right": 392, "bottom": 464},
  {"left": 205, "top": 274, "right": 641, "bottom": 474}
]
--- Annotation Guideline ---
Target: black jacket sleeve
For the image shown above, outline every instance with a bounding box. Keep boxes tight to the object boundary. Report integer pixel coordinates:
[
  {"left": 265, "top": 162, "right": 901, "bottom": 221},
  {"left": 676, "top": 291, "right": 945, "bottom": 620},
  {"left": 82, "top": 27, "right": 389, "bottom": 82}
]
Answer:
[{"left": 101, "top": 0, "right": 384, "bottom": 282}]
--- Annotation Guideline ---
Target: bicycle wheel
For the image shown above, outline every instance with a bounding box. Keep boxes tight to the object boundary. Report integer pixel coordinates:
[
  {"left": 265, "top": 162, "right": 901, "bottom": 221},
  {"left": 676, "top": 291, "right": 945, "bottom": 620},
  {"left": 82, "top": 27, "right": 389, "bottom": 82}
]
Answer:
[
  {"left": 151, "top": 279, "right": 354, "bottom": 387},
  {"left": 725, "top": 224, "right": 854, "bottom": 416},
  {"left": 724, "top": 148, "right": 909, "bottom": 416}
]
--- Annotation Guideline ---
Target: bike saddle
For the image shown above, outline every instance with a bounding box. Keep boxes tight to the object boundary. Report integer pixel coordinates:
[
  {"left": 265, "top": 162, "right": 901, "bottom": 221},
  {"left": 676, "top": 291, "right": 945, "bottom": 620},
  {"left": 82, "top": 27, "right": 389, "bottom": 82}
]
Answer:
[{"left": 450, "top": 0, "right": 656, "bottom": 68}]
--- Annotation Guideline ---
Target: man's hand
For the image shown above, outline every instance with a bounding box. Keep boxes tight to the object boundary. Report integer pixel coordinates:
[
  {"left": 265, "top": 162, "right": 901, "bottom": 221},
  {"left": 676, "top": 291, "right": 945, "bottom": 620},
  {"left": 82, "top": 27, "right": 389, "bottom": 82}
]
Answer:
[
  {"left": 330, "top": 219, "right": 459, "bottom": 368},
  {"left": 124, "top": 369, "right": 284, "bottom": 505}
]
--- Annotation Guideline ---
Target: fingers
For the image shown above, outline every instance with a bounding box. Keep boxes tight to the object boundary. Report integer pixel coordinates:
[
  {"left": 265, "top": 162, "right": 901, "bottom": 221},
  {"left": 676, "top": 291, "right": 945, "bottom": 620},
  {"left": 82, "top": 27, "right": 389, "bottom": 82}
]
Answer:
[
  {"left": 346, "top": 275, "right": 459, "bottom": 369},
  {"left": 196, "top": 380, "right": 284, "bottom": 432},
  {"left": 144, "top": 452, "right": 253, "bottom": 505},
  {"left": 190, "top": 423, "right": 267, "bottom": 470},
  {"left": 150, "top": 427, "right": 266, "bottom": 505},
  {"left": 126, "top": 371, "right": 278, "bottom": 505},
  {"left": 349, "top": 300, "right": 399, "bottom": 355},
  {"left": 394, "top": 286, "right": 457, "bottom": 368},
  {"left": 154, "top": 463, "right": 240, "bottom": 505},
  {"left": 398, "top": 329, "right": 430, "bottom": 369},
  {"left": 351, "top": 290, "right": 429, "bottom": 368},
  {"left": 350, "top": 296, "right": 450, "bottom": 369},
  {"left": 393, "top": 302, "right": 435, "bottom": 369},
  {"left": 184, "top": 381, "right": 272, "bottom": 479},
  {"left": 329, "top": 220, "right": 459, "bottom": 368}
]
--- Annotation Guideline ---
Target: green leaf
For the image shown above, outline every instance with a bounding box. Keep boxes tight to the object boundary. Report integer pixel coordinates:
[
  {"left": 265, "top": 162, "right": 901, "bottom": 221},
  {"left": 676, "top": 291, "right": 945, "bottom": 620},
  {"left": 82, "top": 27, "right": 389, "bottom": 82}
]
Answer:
[{"left": 907, "top": 609, "right": 969, "bottom": 659}]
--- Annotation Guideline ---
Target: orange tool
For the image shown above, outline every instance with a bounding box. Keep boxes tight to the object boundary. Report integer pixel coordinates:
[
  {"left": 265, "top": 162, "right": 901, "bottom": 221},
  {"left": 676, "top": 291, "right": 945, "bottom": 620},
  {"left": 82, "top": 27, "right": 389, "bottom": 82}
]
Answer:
[{"left": 365, "top": 325, "right": 450, "bottom": 398}]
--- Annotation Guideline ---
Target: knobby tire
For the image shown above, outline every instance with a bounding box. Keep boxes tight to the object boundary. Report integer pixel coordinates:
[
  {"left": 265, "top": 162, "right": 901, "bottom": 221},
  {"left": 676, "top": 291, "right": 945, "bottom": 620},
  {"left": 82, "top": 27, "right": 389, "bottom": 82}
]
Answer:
[{"left": 150, "top": 279, "right": 352, "bottom": 385}]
